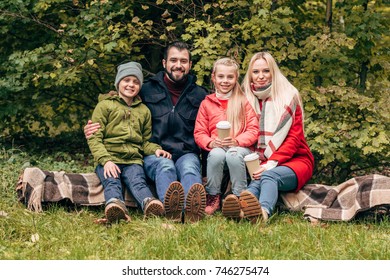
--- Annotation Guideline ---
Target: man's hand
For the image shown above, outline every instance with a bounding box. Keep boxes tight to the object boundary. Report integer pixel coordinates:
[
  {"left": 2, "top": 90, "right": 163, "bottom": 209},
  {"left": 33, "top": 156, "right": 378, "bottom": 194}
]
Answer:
[{"left": 84, "top": 120, "right": 101, "bottom": 139}]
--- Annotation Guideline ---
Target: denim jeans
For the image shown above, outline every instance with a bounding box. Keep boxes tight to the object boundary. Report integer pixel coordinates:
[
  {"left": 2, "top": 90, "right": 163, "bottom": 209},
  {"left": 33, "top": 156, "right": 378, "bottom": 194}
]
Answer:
[
  {"left": 143, "top": 153, "right": 202, "bottom": 203},
  {"left": 95, "top": 163, "right": 154, "bottom": 210},
  {"left": 206, "top": 147, "right": 251, "bottom": 196},
  {"left": 246, "top": 166, "right": 297, "bottom": 215}
]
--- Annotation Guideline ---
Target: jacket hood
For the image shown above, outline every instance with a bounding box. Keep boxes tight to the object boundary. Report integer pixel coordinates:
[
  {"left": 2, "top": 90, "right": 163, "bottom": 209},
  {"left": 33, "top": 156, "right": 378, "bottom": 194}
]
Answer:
[{"left": 97, "top": 91, "right": 142, "bottom": 106}]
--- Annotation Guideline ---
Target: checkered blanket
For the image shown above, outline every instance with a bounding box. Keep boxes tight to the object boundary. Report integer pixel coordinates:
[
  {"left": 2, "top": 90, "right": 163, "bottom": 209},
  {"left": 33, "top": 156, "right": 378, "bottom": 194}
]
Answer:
[
  {"left": 16, "top": 167, "right": 137, "bottom": 212},
  {"left": 17, "top": 167, "right": 390, "bottom": 222},
  {"left": 280, "top": 174, "right": 390, "bottom": 221}
]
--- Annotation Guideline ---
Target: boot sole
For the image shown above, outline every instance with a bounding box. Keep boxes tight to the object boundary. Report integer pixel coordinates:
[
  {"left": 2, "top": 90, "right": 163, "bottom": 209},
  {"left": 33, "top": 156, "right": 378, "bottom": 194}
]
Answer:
[
  {"left": 144, "top": 201, "right": 164, "bottom": 217},
  {"left": 185, "top": 183, "right": 206, "bottom": 223},
  {"left": 240, "top": 190, "right": 262, "bottom": 224},
  {"left": 222, "top": 195, "right": 242, "bottom": 220},
  {"left": 105, "top": 204, "right": 128, "bottom": 223},
  {"left": 164, "top": 181, "right": 184, "bottom": 222}
]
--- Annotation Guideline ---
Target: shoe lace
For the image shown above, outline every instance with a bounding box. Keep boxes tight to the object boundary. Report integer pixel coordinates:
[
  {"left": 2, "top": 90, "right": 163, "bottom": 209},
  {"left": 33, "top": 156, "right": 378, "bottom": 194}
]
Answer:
[{"left": 206, "top": 194, "right": 218, "bottom": 206}]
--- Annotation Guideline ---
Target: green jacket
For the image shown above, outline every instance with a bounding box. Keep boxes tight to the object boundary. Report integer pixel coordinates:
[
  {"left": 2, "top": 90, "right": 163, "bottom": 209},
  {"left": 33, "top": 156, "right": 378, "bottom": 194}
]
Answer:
[{"left": 88, "top": 93, "right": 161, "bottom": 166}]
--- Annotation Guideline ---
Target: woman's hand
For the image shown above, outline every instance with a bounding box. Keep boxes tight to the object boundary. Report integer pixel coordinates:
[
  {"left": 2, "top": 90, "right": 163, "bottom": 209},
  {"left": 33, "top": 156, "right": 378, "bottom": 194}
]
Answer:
[
  {"left": 84, "top": 120, "right": 101, "bottom": 139},
  {"left": 103, "top": 161, "right": 121, "bottom": 178},
  {"left": 251, "top": 166, "right": 266, "bottom": 180},
  {"left": 155, "top": 149, "right": 172, "bottom": 159}
]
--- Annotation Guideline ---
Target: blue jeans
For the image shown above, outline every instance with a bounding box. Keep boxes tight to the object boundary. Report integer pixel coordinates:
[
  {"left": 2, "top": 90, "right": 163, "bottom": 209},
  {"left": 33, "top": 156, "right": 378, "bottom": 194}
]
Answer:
[
  {"left": 95, "top": 163, "right": 154, "bottom": 210},
  {"left": 246, "top": 166, "right": 297, "bottom": 215},
  {"left": 206, "top": 147, "right": 251, "bottom": 196},
  {"left": 143, "top": 153, "right": 202, "bottom": 203}
]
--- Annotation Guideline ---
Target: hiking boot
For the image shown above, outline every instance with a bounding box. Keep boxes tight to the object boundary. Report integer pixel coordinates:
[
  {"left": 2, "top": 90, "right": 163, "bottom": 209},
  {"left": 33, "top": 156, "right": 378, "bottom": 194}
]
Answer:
[
  {"left": 164, "top": 181, "right": 185, "bottom": 222},
  {"left": 185, "top": 183, "right": 206, "bottom": 223},
  {"left": 105, "top": 199, "right": 129, "bottom": 223},
  {"left": 239, "top": 190, "right": 263, "bottom": 224},
  {"left": 143, "top": 197, "right": 164, "bottom": 217},
  {"left": 205, "top": 194, "right": 221, "bottom": 215},
  {"left": 222, "top": 194, "right": 243, "bottom": 220}
]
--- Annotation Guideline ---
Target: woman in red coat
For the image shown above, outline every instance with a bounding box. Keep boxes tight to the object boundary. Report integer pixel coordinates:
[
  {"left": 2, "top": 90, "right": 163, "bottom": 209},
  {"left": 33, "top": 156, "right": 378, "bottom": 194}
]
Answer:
[{"left": 223, "top": 52, "right": 314, "bottom": 223}]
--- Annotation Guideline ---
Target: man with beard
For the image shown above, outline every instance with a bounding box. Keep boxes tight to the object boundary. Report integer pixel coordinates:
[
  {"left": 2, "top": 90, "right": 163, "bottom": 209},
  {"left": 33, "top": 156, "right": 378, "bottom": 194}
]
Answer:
[{"left": 84, "top": 42, "right": 208, "bottom": 223}]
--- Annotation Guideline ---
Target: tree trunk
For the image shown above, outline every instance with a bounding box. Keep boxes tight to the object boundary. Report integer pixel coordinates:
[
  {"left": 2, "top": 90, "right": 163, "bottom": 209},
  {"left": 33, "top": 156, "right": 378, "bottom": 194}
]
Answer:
[{"left": 326, "top": 0, "right": 332, "bottom": 32}]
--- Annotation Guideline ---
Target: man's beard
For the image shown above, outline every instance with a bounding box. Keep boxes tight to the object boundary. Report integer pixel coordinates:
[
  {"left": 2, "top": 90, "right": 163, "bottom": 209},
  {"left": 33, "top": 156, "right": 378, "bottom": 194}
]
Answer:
[{"left": 165, "top": 68, "right": 189, "bottom": 85}]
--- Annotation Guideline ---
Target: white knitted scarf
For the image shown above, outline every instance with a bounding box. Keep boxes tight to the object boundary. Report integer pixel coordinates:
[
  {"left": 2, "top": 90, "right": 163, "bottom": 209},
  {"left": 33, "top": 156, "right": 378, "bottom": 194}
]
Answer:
[
  {"left": 215, "top": 90, "right": 232, "bottom": 100},
  {"left": 256, "top": 89, "right": 297, "bottom": 160}
]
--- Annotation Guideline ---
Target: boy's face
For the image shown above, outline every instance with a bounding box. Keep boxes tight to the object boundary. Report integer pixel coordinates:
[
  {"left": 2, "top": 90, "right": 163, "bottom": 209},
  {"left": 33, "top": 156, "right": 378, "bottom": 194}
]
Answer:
[
  {"left": 118, "top": 76, "right": 141, "bottom": 101},
  {"left": 162, "top": 47, "right": 192, "bottom": 83}
]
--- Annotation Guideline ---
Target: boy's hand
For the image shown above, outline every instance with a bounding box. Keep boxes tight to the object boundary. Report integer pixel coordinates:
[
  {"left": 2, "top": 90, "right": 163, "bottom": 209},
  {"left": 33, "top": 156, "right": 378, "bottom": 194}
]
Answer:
[
  {"left": 103, "top": 161, "right": 121, "bottom": 178},
  {"left": 155, "top": 149, "right": 172, "bottom": 159},
  {"left": 84, "top": 120, "right": 101, "bottom": 139}
]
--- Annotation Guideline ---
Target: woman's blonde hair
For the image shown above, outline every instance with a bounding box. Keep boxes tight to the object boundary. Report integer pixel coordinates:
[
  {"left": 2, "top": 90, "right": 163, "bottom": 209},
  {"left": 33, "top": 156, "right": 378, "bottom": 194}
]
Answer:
[
  {"left": 212, "top": 57, "right": 247, "bottom": 137},
  {"left": 241, "top": 52, "right": 303, "bottom": 119}
]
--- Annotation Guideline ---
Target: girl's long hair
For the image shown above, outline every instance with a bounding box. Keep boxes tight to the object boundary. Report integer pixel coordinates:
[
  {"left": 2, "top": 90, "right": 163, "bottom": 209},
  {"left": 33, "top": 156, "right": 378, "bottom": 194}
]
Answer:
[
  {"left": 212, "top": 58, "right": 247, "bottom": 137},
  {"left": 241, "top": 52, "right": 303, "bottom": 120}
]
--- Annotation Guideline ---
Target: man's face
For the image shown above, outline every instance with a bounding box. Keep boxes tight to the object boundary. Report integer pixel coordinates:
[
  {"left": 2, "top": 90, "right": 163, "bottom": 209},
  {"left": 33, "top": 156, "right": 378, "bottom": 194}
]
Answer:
[{"left": 162, "top": 47, "right": 192, "bottom": 83}]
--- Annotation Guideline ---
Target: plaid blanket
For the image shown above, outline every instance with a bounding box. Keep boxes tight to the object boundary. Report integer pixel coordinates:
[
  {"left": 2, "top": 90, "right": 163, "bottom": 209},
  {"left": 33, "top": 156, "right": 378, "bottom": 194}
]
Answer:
[
  {"left": 280, "top": 174, "right": 390, "bottom": 221},
  {"left": 16, "top": 167, "right": 137, "bottom": 212},
  {"left": 17, "top": 167, "right": 390, "bottom": 222}
]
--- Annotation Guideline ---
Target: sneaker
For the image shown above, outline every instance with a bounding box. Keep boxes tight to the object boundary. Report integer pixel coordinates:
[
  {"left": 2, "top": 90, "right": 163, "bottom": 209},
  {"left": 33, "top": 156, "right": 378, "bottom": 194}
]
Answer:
[
  {"left": 105, "top": 199, "right": 129, "bottom": 223},
  {"left": 164, "top": 181, "right": 185, "bottom": 222},
  {"left": 144, "top": 197, "right": 164, "bottom": 217},
  {"left": 239, "top": 190, "right": 263, "bottom": 224},
  {"left": 205, "top": 194, "right": 221, "bottom": 215},
  {"left": 185, "top": 183, "right": 206, "bottom": 223},
  {"left": 222, "top": 194, "right": 243, "bottom": 220}
]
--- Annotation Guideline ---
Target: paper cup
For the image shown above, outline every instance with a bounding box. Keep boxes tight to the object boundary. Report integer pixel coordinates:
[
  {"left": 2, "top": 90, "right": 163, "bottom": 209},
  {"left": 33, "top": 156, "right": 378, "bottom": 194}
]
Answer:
[
  {"left": 216, "top": 121, "right": 231, "bottom": 139},
  {"left": 244, "top": 153, "right": 261, "bottom": 180}
]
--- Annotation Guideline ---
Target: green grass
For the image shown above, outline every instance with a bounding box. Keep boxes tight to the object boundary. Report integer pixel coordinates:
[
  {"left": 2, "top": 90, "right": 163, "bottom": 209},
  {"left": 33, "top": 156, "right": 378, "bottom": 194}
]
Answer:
[{"left": 0, "top": 147, "right": 389, "bottom": 260}]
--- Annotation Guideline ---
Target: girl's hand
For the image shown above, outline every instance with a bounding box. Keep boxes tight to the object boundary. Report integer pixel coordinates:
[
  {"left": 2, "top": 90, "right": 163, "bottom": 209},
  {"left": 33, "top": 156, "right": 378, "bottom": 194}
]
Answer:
[
  {"left": 251, "top": 166, "right": 266, "bottom": 180},
  {"left": 221, "top": 137, "right": 238, "bottom": 147},
  {"left": 84, "top": 120, "right": 101, "bottom": 139},
  {"left": 155, "top": 149, "right": 172, "bottom": 159},
  {"left": 209, "top": 138, "right": 223, "bottom": 149},
  {"left": 103, "top": 161, "right": 121, "bottom": 178}
]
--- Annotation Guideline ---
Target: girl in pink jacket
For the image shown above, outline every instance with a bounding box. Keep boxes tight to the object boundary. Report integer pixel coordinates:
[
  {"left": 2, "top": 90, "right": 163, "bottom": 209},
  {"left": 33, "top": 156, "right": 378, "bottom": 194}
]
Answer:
[{"left": 194, "top": 58, "right": 259, "bottom": 216}]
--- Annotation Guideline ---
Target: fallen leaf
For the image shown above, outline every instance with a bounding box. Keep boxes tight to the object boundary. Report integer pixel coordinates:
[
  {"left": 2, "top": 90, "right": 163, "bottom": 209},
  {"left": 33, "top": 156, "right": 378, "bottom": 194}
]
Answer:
[
  {"left": 0, "top": 211, "right": 8, "bottom": 217},
  {"left": 161, "top": 223, "right": 175, "bottom": 230},
  {"left": 31, "top": 233, "right": 39, "bottom": 243}
]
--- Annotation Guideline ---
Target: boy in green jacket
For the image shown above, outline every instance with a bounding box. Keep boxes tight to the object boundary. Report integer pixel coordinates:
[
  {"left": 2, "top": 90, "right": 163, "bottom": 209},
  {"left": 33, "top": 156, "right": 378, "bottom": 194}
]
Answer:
[{"left": 88, "top": 61, "right": 171, "bottom": 223}]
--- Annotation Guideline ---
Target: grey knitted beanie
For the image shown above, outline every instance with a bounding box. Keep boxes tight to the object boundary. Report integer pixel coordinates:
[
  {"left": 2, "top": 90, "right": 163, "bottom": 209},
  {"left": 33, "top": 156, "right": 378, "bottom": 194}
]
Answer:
[{"left": 115, "top": 62, "right": 143, "bottom": 90}]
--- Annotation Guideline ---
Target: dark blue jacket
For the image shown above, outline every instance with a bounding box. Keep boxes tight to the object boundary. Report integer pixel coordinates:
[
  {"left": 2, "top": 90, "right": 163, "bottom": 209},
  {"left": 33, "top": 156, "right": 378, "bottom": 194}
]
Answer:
[{"left": 140, "top": 71, "right": 208, "bottom": 161}]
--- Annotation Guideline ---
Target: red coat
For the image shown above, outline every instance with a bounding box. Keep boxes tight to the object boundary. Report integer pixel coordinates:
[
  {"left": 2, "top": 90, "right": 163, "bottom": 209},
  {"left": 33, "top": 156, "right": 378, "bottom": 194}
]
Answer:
[
  {"left": 194, "top": 93, "right": 259, "bottom": 151},
  {"left": 258, "top": 104, "right": 314, "bottom": 190}
]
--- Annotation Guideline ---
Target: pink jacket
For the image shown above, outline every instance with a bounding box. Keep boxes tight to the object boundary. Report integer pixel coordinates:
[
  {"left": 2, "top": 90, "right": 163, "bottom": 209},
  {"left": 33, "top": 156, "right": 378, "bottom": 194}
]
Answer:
[{"left": 194, "top": 93, "right": 259, "bottom": 151}]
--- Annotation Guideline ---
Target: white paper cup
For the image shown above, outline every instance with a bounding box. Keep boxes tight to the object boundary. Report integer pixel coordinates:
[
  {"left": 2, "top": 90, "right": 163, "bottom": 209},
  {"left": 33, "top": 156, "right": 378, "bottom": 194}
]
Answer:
[
  {"left": 244, "top": 153, "right": 261, "bottom": 180},
  {"left": 216, "top": 121, "right": 231, "bottom": 139}
]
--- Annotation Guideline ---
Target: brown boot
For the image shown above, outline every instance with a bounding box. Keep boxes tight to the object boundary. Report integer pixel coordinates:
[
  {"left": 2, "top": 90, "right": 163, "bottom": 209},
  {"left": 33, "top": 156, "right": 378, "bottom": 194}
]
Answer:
[
  {"left": 185, "top": 183, "right": 206, "bottom": 223},
  {"left": 164, "top": 181, "right": 185, "bottom": 222},
  {"left": 222, "top": 194, "right": 243, "bottom": 220},
  {"left": 105, "top": 199, "right": 130, "bottom": 223},
  {"left": 144, "top": 198, "right": 164, "bottom": 217},
  {"left": 239, "top": 190, "right": 263, "bottom": 224}
]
